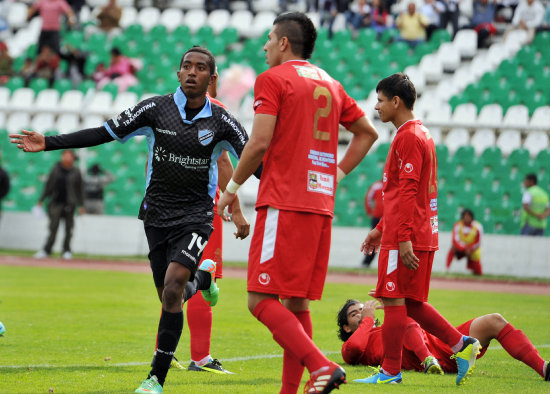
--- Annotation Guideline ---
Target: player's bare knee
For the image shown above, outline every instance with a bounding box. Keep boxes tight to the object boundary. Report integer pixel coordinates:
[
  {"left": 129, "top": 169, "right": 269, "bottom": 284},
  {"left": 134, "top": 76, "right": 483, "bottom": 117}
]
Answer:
[
  {"left": 162, "top": 283, "right": 183, "bottom": 308},
  {"left": 488, "top": 313, "right": 508, "bottom": 330}
]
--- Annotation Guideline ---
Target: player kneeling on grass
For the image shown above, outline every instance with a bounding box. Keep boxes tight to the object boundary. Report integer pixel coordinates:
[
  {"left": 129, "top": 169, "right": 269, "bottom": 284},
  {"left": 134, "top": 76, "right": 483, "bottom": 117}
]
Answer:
[{"left": 337, "top": 298, "right": 550, "bottom": 382}]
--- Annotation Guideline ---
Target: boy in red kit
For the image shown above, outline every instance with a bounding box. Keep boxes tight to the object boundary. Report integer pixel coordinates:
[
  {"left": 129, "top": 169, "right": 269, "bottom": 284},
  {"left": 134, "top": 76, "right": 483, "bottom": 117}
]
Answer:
[
  {"left": 337, "top": 298, "right": 550, "bottom": 382},
  {"left": 359, "top": 73, "right": 481, "bottom": 385},
  {"left": 446, "top": 209, "right": 483, "bottom": 275},
  {"left": 218, "top": 12, "right": 379, "bottom": 394}
]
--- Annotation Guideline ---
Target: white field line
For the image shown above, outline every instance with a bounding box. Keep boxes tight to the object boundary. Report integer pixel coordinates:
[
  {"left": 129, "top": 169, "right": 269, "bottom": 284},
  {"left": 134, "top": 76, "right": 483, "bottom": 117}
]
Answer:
[{"left": 1, "top": 346, "right": 550, "bottom": 369}]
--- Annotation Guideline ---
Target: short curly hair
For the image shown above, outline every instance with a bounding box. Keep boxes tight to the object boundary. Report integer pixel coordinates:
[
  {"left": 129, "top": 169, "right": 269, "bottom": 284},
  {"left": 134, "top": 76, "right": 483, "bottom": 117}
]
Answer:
[{"left": 337, "top": 299, "right": 361, "bottom": 342}]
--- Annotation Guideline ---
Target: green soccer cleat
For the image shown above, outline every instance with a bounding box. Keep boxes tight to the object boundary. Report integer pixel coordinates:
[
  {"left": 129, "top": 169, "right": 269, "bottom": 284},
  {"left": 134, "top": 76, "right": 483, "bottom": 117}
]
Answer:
[
  {"left": 188, "top": 359, "right": 234, "bottom": 374},
  {"left": 135, "top": 375, "right": 163, "bottom": 393},
  {"left": 451, "top": 336, "right": 482, "bottom": 385},
  {"left": 170, "top": 356, "right": 185, "bottom": 370},
  {"left": 422, "top": 356, "right": 444, "bottom": 375},
  {"left": 198, "top": 259, "right": 219, "bottom": 307}
]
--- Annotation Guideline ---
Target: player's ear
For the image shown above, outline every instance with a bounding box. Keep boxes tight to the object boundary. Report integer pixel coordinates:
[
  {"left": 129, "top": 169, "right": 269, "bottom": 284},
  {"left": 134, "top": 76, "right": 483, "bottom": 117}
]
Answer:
[
  {"left": 392, "top": 96, "right": 400, "bottom": 108},
  {"left": 343, "top": 324, "right": 352, "bottom": 333},
  {"left": 279, "top": 36, "right": 290, "bottom": 51}
]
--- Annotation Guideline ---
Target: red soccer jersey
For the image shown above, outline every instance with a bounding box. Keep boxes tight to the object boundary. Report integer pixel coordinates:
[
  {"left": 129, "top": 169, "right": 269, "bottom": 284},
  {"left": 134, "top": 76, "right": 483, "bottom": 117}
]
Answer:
[
  {"left": 253, "top": 60, "right": 364, "bottom": 216},
  {"left": 377, "top": 119, "right": 438, "bottom": 251},
  {"left": 365, "top": 180, "right": 384, "bottom": 218}
]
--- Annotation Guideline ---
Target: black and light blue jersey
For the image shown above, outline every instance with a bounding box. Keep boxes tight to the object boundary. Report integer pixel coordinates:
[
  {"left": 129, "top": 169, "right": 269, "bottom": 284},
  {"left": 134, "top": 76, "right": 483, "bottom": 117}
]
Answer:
[{"left": 104, "top": 87, "right": 249, "bottom": 227}]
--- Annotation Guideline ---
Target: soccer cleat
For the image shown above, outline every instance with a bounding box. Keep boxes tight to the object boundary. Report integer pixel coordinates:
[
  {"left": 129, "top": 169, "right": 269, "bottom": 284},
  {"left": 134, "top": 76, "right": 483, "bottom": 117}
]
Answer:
[
  {"left": 188, "top": 359, "right": 234, "bottom": 374},
  {"left": 422, "top": 356, "right": 444, "bottom": 375},
  {"left": 170, "top": 357, "right": 185, "bottom": 370},
  {"left": 198, "top": 259, "right": 219, "bottom": 307},
  {"left": 354, "top": 370, "right": 402, "bottom": 384},
  {"left": 33, "top": 250, "right": 48, "bottom": 259},
  {"left": 135, "top": 375, "right": 163, "bottom": 393},
  {"left": 451, "top": 336, "right": 481, "bottom": 385},
  {"left": 304, "top": 362, "right": 346, "bottom": 393},
  {"left": 544, "top": 361, "right": 549, "bottom": 381},
  {"left": 0, "top": 321, "right": 5, "bottom": 336},
  {"left": 62, "top": 251, "right": 72, "bottom": 260}
]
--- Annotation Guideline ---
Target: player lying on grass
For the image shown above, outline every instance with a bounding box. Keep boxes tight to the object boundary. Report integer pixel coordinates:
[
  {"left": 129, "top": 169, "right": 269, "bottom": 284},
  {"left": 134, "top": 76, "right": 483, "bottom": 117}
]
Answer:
[{"left": 337, "top": 297, "right": 550, "bottom": 382}]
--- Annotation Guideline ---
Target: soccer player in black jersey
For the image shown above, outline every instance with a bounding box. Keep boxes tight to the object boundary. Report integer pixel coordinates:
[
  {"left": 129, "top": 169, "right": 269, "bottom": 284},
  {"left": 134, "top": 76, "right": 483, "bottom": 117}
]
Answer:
[{"left": 10, "top": 46, "right": 251, "bottom": 393}]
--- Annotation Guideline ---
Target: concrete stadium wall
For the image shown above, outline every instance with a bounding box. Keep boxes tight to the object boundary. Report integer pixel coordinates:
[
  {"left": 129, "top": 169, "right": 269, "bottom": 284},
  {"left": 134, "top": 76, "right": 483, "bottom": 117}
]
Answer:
[{"left": 0, "top": 211, "right": 548, "bottom": 278}]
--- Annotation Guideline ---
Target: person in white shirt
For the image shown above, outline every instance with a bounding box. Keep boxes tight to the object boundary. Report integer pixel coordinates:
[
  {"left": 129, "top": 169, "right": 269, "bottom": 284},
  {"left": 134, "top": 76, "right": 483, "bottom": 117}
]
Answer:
[{"left": 505, "top": 0, "right": 545, "bottom": 42}]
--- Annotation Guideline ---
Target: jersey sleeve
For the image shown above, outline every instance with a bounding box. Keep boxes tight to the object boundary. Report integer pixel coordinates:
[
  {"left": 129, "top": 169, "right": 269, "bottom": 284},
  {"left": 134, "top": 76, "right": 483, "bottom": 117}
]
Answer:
[
  {"left": 104, "top": 98, "right": 157, "bottom": 143},
  {"left": 341, "top": 316, "right": 375, "bottom": 365},
  {"left": 338, "top": 84, "right": 365, "bottom": 129},
  {"left": 395, "top": 132, "right": 423, "bottom": 182},
  {"left": 252, "top": 72, "right": 282, "bottom": 116},
  {"left": 219, "top": 109, "right": 249, "bottom": 159}
]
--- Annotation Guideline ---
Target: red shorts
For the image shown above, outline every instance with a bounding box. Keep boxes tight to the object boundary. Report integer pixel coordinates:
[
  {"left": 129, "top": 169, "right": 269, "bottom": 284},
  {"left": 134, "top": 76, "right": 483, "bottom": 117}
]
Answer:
[
  {"left": 200, "top": 211, "right": 223, "bottom": 279},
  {"left": 247, "top": 207, "right": 331, "bottom": 300},
  {"left": 427, "top": 319, "right": 489, "bottom": 373},
  {"left": 375, "top": 249, "right": 434, "bottom": 302}
]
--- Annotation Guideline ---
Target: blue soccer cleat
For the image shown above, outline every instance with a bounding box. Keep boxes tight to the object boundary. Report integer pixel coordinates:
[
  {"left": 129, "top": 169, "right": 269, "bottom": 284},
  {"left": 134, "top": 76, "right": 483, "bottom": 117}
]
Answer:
[
  {"left": 354, "top": 370, "right": 402, "bottom": 384},
  {"left": 451, "top": 336, "right": 482, "bottom": 385}
]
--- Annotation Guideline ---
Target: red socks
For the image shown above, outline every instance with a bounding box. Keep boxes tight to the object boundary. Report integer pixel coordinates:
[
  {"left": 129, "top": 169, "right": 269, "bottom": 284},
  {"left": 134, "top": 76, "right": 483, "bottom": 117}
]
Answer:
[
  {"left": 497, "top": 323, "right": 546, "bottom": 377},
  {"left": 406, "top": 300, "right": 463, "bottom": 349},
  {"left": 403, "top": 320, "right": 431, "bottom": 361},
  {"left": 381, "top": 305, "right": 407, "bottom": 375},
  {"left": 186, "top": 291, "right": 213, "bottom": 362},
  {"left": 252, "top": 299, "right": 328, "bottom": 374},
  {"left": 280, "top": 310, "right": 312, "bottom": 394}
]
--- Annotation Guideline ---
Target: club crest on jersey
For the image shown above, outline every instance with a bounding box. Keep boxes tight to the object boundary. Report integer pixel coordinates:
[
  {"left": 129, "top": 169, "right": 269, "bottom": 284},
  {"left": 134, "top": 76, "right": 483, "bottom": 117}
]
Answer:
[
  {"left": 258, "top": 273, "right": 270, "bottom": 285},
  {"left": 309, "top": 173, "right": 318, "bottom": 189},
  {"left": 404, "top": 163, "right": 414, "bottom": 173},
  {"left": 307, "top": 170, "right": 334, "bottom": 196},
  {"left": 198, "top": 129, "right": 214, "bottom": 146}
]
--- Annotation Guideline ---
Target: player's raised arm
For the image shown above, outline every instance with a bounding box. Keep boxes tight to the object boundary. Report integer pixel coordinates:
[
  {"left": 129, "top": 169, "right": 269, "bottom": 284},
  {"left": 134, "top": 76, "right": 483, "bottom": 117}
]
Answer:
[{"left": 337, "top": 116, "right": 378, "bottom": 181}]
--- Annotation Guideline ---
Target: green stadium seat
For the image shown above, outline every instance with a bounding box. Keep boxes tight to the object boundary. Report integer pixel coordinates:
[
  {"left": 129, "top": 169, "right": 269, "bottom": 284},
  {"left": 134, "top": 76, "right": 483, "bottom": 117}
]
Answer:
[
  {"left": 356, "top": 28, "right": 377, "bottom": 46},
  {"left": 77, "top": 79, "right": 96, "bottom": 94},
  {"left": 195, "top": 25, "right": 214, "bottom": 45},
  {"left": 5, "top": 76, "right": 25, "bottom": 92},
  {"left": 101, "top": 83, "right": 118, "bottom": 99},
  {"left": 507, "top": 148, "right": 531, "bottom": 172},
  {"left": 534, "top": 149, "right": 550, "bottom": 173},
  {"left": 52, "top": 78, "right": 73, "bottom": 95},
  {"left": 479, "top": 146, "right": 503, "bottom": 169},
  {"left": 124, "top": 23, "right": 144, "bottom": 38},
  {"left": 149, "top": 25, "right": 167, "bottom": 42},
  {"left": 28, "top": 78, "right": 49, "bottom": 94},
  {"left": 63, "top": 30, "right": 84, "bottom": 48},
  {"left": 430, "top": 29, "right": 451, "bottom": 45},
  {"left": 380, "top": 28, "right": 399, "bottom": 44}
]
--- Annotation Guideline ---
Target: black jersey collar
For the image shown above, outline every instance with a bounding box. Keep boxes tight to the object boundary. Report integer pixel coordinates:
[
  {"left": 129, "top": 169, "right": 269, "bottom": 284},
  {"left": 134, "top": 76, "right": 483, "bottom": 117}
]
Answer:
[{"left": 174, "top": 86, "right": 213, "bottom": 124}]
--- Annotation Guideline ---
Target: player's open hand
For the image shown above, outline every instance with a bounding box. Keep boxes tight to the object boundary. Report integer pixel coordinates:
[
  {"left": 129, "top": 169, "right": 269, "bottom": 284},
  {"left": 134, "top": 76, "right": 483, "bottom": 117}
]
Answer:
[
  {"left": 361, "top": 300, "right": 380, "bottom": 319},
  {"left": 9, "top": 130, "right": 46, "bottom": 152},
  {"left": 361, "top": 228, "right": 382, "bottom": 255},
  {"left": 399, "top": 240, "right": 419, "bottom": 270},
  {"left": 231, "top": 209, "right": 250, "bottom": 240}
]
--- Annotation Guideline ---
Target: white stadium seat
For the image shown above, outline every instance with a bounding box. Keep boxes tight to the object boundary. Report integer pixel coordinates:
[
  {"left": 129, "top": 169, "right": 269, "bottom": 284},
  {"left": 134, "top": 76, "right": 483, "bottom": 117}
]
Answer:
[
  {"left": 58, "top": 90, "right": 84, "bottom": 114},
  {"left": 469, "top": 52, "right": 494, "bottom": 79},
  {"left": 471, "top": 129, "right": 496, "bottom": 154},
  {"left": 434, "top": 78, "right": 459, "bottom": 102},
  {"left": 171, "top": 0, "right": 202, "bottom": 10},
  {"left": 183, "top": 9, "right": 207, "bottom": 33},
  {"left": 451, "top": 66, "right": 476, "bottom": 91},
  {"left": 8, "top": 88, "right": 34, "bottom": 112},
  {"left": 524, "top": 131, "right": 549, "bottom": 157},
  {"left": 404, "top": 65, "right": 426, "bottom": 95},
  {"left": 418, "top": 54, "right": 443, "bottom": 84},
  {"left": 445, "top": 128, "right": 470, "bottom": 154},
  {"left": 428, "top": 127, "right": 442, "bottom": 145},
  {"left": 85, "top": 91, "right": 113, "bottom": 116},
  {"left": 247, "top": 11, "right": 277, "bottom": 38},
  {"left": 207, "top": 9, "right": 231, "bottom": 34},
  {"left": 113, "top": 91, "right": 138, "bottom": 114},
  {"left": 496, "top": 129, "right": 522, "bottom": 156},
  {"left": 6, "top": 112, "right": 31, "bottom": 134},
  {"left": 0, "top": 87, "right": 10, "bottom": 108},
  {"left": 486, "top": 43, "right": 511, "bottom": 68},
  {"left": 0, "top": 112, "right": 6, "bottom": 130},
  {"left": 159, "top": 8, "right": 183, "bottom": 32},
  {"left": 451, "top": 103, "right": 477, "bottom": 127},
  {"left": 34, "top": 89, "right": 60, "bottom": 113},
  {"left": 502, "top": 105, "right": 529, "bottom": 129},
  {"left": 30, "top": 113, "right": 56, "bottom": 134},
  {"left": 81, "top": 115, "right": 105, "bottom": 130},
  {"left": 7, "top": 2, "right": 28, "bottom": 30},
  {"left": 425, "top": 103, "right": 451, "bottom": 126},
  {"left": 437, "top": 42, "right": 461, "bottom": 72},
  {"left": 504, "top": 29, "right": 528, "bottom": 55},
  {"left": 137, "top": 7, "right": 160, "bottom": 32},
  {"left": 229, "top": 10, "right": 254, "bottom": 36},
  {"left": 529, "top": 106, "right": 550, "bottom": 129},
  {"left": 453, "top": 29, "right": 477, "bottom": 58},
  {"left": 55, "top": 114, "right": 80, "bottom": 134},
  {"left": 477, "top": 104, "right": 503, "bottom": 128},
  {"left": 253, "top": 0, "right": 280, "bottom": 12},
  {"left": 120, "top": 6, "right": 138, "bottom": 29}
]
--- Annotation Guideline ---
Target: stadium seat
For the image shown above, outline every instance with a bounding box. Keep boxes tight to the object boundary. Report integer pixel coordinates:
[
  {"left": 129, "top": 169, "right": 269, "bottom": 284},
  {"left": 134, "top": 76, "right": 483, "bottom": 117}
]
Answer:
[
  {"left": 453, "top": 29, "right": 477, "bottom": 58},
  {"left": 55, "top": 114, "right": 80, "bottom": 134},
  {"left": 7, "top": 1, "right": 28, "bottom": 30},
  {"left": 497, "top": 130, "right": 522, "bottom": 156},
  {"left": 471, "top": 129, "right": 496, "bottom": 154},
  {"left": 523, "top": 131, "right": 549, "bottom": 157},
  {"left": 58, "top": 89, "right": 84, "bottom": 114},
  {"left": 419, "top": 54, "right": 443, "bottom": 83},
  {"left": 529, "top": 106, "right": 550, "bottom": 129},
  {"left": 101, "top": 83, "right": 118, "bottom": 99},
  {"left": 207, "top": 9, "right": 230, "bottom": 34},
  {"left": 248, "top": 11, "right": 277, "bottom": 38},
  {"left": 85, "top": 91, "right": 113, "bottom": 116},
  {"left": 52, "top": 78, "right": 73, "bottom": 96},
  {"left": 113, "top": 91, "right": 138, "bottom": 113},
  {"left": 477, "top": 104, "right": 503, "bottom": 128},
  {"left": 451, "top": 103, "right": 477, "bottom": 127},
  {"left": 30, "top": 113, "right": 56, "bottom": 134},
  {"left": 434, "top": 78, "right": 459, "bottom": 102},
  {"left": 28, "top": 78, "right": 49, "bottom": 94},
  {"left": 504, "top": 29, "right": 528, "bottom": 54},
  {"left": 81, "top": 115, "right": 105, "bottom": 130},
  {"left": 34, "top": 89, "right": 60, "bottom": 113},
  {"left": 172, "top": 0, "right": 203, "bottom": 10},
  {"left": 120, "top": 6, "right": 138, "bottom": 28},
  {"left": 183, "top": 9, "right": 207, "bottom": 33},
  {"left": 425, "top": 103, "right": 451, "bottom": 126},
  {"left": 535, "top": 149, "right": 550, "bottom": 173},
  {"left": 451, "top": 66, "right": 476, "bottom": 91},
  {"left": 502, "top": 105, "right": 529, "bottom": 129},
  {"left": 403, "top": 65, "right": 426, "bottom": 95},
  {"left": 445, "top": 128, "right": 470, "bottom": 155},
  {"left": 6, "top": 112, "right": 31, "bottom": 134},
  {"left": 8, "top": 88, "right": 34, "bottom": 112},
  {"left": 0, "top": 87, "right": 9, "bottom": 108},
  {"left": 137, "top": 7, "right": 161, "bottom": 32},
  {"left": 159, "top": 8, "right": 183, "bottom": 32},
  {"left": 437, "top": 42, "right": 461, "bottom": 72}
]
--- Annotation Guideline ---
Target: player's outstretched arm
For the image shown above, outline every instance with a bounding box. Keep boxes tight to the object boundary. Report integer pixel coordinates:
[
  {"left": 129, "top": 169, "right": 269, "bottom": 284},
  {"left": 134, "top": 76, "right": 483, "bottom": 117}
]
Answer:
[
  {"left": 337, "top": 117, "right": 378, "bottom": 178},
  {"left": 9, "top": 130, "right": 46, "bottom": 152},
  {"left": 361, "top": 227, "right": 382, "bottom": 256}
]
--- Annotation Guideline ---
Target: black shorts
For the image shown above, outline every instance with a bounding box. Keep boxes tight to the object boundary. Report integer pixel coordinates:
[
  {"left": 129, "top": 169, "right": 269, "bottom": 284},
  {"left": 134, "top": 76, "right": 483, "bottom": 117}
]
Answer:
[{"left": 145, "top": 223, "right": 213, "bottom": 288}]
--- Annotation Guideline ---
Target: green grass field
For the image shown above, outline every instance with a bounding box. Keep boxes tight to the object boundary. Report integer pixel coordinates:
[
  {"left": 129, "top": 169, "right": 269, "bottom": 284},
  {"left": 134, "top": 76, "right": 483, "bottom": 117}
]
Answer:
[{"left": 0, "top": 264, "right": 549, "bottom": 393}]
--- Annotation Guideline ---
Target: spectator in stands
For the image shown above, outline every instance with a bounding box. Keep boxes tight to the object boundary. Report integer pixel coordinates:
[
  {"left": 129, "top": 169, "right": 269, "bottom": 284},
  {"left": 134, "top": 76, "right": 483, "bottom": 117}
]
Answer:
[
  {"left": 33, "top": 45, "right": 60, "bottom": 86},
  {"left": 504, "top": 0, "right": 545, "bottom": 43},
  {"left": 520, "top": 173, "right": 550, "bottom": 236},
  {"left": 347, "top": 0, "right": 371, "bottom": 33},
  {"left": 321, "top": 0, "right": 353, "bottom": 38},
  {"left": 95, "top": 0, "right": 122, "bottom": 37},
  {"left": 535, "top": 2, "right": 550, "bottom": 32},
  {"left": 446, "top": 209, "right": 483, "bottom": 275},
  {"left": 0, "top": 41, "right": 13, "bottom": 85},
  {"left": 421, "top": 0, "right": 444, "bottom": 40},
  {"left": 205, "top": 0, "right": 229, "bottom": 13},
  {"left": 84, "top": 164, "right": 114, "bottom": 215},
  {"left": 20, "top": 57, "right": 35, "bottom": 86},
  {"left": 34, "top": 149, "right": 85, "bottom": 260},
  {"left": 67, "top": 0, "right": 85, "bottom": 25},
  {"left": 467, "top": 0, "right": 498, "bottom": 48},
  {"left": 0, "top": 153, "right": 10, "bottom": 221},
  {"left": 363, "top": 178, "right": 383, "bottom": 267},
  {"left": 370, "top": 0, "right": 389, "bottom": 38},
  {"left": 59, "top": 43, "right": 86, "bottom": 86},
  {"left": 95, "top": 47, "right": 138, "bottom": 93},
  {"left": 440, "top": 0, "right": 460, "bottom": 38},
  {"left": 396, "top": 2, "right": 429, "bottom": 47},
  {"left": 27, "top": 0, "right": 77, "bottom": 55}
]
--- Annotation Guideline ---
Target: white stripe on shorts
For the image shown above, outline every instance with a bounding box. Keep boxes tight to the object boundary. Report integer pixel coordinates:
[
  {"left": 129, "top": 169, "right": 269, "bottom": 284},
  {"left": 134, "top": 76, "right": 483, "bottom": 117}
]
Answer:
[
  {"left": 260, "top": 207, "right": 279, "bottom": 263},
  {"left": 387, "top": 249, "right": 398, "bottom": 275}
]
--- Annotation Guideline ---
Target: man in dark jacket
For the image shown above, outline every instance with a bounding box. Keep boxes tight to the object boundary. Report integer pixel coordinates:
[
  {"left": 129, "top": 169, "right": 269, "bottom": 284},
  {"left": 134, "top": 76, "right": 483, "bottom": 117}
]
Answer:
[{"left": 35, "top": 149, "right": 84, "bottom": 259}]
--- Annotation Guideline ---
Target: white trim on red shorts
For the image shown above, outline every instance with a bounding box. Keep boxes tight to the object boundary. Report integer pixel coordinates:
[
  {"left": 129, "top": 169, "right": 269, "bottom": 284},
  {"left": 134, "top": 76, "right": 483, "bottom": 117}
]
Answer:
[
  {"left": 260, "top": 207, "right": 279, "bottom": 263},
  {"left": 388, "top": 249, "right": 398, "bottom": 275}
]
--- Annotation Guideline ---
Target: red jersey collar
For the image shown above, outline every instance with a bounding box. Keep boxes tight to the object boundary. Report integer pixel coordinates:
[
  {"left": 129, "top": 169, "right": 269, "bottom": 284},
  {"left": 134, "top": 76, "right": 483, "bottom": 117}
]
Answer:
[{"left": 396, "top": 118, "right": 422, "bottom": 133}]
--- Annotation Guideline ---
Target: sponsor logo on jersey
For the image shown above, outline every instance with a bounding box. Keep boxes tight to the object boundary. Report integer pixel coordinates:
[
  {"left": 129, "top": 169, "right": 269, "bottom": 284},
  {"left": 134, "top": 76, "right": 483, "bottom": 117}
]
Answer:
[
  {"left": 385, "top": 281, "right": 396, "bottom": 292},
  {"left": 308, "top": 149, "right": 335, "bottom": 168},
  {"left": 122, "top": 102, "right": 156, "bottom": 126},
  {"left": 294, "top": 65, "right": 320, "bottom": 80},
  {"left": 430, "top": 215, "right": 439, "bottom": 234},
  {"left": 307, "top": 170, "right": 334, "bottom": 196},
  {"left": 169, "top": 154, "right": 209, "bottom": 168},
  {"left": 156, "top": 128, "right": 176, "bottom": 136},
  {"left": 220, "top": 114, "right": 246, "bottom": 145},
  {"left": 198, "top": 129, "right": 214, "bottom": 146},
  {"left": 404, "top": 163, "right": 414, "bottom": 173},
  {"left": 258, "top": 273, "right": 270, "bottom": 285},
  {"left": 430, "top": 198, "right": 437, "bottom": 211},
  {"left": 154, "top": 146, "right": 167, "bottom": 162}
]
